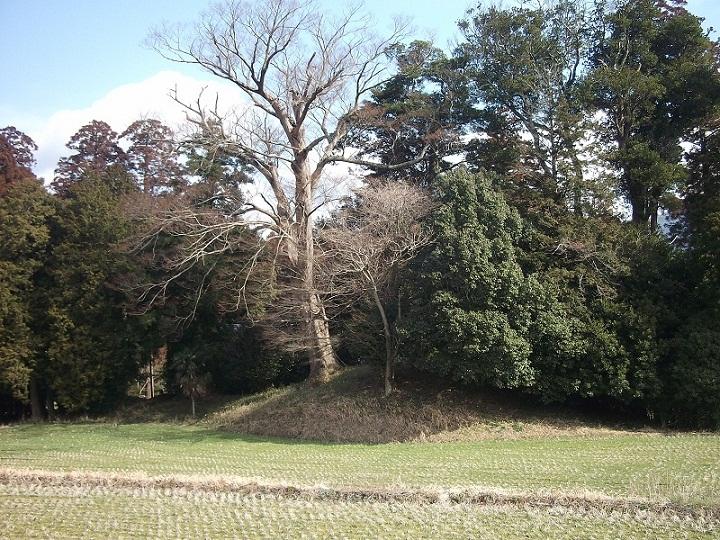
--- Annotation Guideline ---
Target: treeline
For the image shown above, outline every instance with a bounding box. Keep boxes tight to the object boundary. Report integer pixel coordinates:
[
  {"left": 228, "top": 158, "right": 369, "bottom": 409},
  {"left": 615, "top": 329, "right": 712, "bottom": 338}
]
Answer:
[
  {"left": 0, "top": 121, "right": 300, "bottom": 420},
  {"left": 1, "top": 0, "right": 720, "bottom": 427}
]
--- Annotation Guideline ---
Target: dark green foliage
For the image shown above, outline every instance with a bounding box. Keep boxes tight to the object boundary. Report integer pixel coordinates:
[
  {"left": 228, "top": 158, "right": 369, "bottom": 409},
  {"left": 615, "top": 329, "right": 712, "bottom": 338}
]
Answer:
[
  {"left": 518, "top": 215, "right": 663, "bottom": 404},
  {"left": 0, "top": 180, "right": 55, "bottom": 401},
  {"left": 171, "top": 349, "right": 210, "bottom": 416},
  {"left": 626, "top": 244, "right": 720, "bottom": 428},
  {"left": 649, "top": 123, "right": 720, "bottom": 427},
  {"left": 41, "top": 175, "right": 150, "bottom": 413},
  {"left": 0, "top": 170, "right": 151, "bottom": 417},
  {"left": 211, "top": 326, "right": 305, "bottom": 394},
  {"left": 588, "top": 0, "right": 720, "bottom": 227},
  {"left": 165, "top": 302, "right": 303, "bottom": 396},
  {"left": 332, "top": 300, "right": 385, "bottom": 369},
  {"left": 130, "top": 203, "right": 287, "bottom": 396},
  {"left": 401, "top": 170, "right": 664, "bottom": 410},
  {"left": 352, "top": 40, "right": 471, "bottom": 185},
  {"left": 527, "top": 274, "right": 660, "bottom": 403},
  {"left": 663, "top": 317, "right": 720, "bottom": 427},
  {"left": 178, "top": 119, "right": 255, "bottom": 221},
  {"left": 401, "top": 169, "right": 536, "bottom": 388},
  {"left": 684, "top": 122, "right": 720, "bottom": 272},
  {"left": 460, "top": 0, "right": 615, "bottom": 217}
]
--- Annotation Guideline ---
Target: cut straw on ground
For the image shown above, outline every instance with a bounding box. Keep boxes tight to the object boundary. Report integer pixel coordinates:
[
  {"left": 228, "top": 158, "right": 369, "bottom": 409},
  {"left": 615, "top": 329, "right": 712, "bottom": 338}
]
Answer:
[{"left": 1, "top": 467, "right": 717, "bottom": 523}]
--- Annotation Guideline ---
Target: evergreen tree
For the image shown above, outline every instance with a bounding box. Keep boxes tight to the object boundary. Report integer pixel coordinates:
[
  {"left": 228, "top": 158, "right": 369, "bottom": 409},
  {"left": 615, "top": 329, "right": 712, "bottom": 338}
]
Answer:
[
  {"left": 0, "top": 180, "right": 55, "bottom": 415},
  {"left": 588, "top": 0, "right": 720, "bottom": 228},
  {"left": 460, "top": 0, "right": 613, "bottom": 216},
  {"left": 401, "top": 169, "right": 537, "bottom": 388},
  {"left": 52, "top": 121, "right": 127, "bottom": 197},
  {"left": 351, "top": 41, "right": 471, "bottom": 185},
  {"left": 121, "top": 119, "right": 185, "bottom": 195},
  {"left": 0, "top": 127, "right": 37, "bottom": 195},
  {"left": 41, "top": 172, "right": 150, "bottom": 413},
  {"left": 651, "top": 119, "right": 720, "bottom": 427},
  {"left": 401, "top": 169, "right": 661, "bottom": 407}
]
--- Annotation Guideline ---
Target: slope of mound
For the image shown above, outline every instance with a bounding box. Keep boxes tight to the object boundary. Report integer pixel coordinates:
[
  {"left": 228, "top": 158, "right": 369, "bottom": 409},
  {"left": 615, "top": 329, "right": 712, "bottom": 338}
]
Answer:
[{"left": 191, "top": 365, "right": 648, "bottom": 443}]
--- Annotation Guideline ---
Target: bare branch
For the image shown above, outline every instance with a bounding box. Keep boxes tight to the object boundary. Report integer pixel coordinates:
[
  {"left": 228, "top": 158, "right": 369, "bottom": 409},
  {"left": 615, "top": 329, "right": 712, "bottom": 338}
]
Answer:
[{"left": 146, "top": 0, "right": 416, "bottom": 377}]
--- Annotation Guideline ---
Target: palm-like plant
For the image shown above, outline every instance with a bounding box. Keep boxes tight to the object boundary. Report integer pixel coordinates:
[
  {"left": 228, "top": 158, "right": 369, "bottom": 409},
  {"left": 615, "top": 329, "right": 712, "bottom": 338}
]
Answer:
[{"left": 173, "top": 351, "right": 210, "bottom": 418}]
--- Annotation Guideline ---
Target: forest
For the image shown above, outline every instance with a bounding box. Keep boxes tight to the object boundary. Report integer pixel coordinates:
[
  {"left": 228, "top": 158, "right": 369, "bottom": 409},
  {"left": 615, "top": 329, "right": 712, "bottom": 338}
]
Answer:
[{"left": 2, "top": 0, "right": 720, "bottom": 430}]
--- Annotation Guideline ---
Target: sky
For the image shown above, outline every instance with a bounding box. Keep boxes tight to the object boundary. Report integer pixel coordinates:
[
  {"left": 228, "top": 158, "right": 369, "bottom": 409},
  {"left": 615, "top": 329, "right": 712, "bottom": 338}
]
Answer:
[{"left": 1, "top": 0, "right": 719, "bottom": 180}]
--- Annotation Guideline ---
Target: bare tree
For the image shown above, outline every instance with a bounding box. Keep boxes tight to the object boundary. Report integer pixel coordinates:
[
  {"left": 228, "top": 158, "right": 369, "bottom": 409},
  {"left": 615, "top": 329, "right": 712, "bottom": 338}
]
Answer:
[
  {"left": 126, "top": 191, "right": 271, "bottom": 322},
  {"left": 318, "top": 182, "right": 433, "bottom": 395},
  {"left": 147, "top": 0, "right": 428, "bottom": 381}
]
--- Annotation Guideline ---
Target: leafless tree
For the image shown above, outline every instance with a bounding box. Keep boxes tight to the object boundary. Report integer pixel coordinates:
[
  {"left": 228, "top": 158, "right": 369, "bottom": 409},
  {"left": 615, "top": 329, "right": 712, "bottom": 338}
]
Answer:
[
  {"left": 125, "top": 190, "right": 272, "bottom": 321},
  {"left": 147, "top": 0, "right": 430, "bottom": 381},
  {"left": 317, "top": 181, "right": 434, "bottom": 395}
]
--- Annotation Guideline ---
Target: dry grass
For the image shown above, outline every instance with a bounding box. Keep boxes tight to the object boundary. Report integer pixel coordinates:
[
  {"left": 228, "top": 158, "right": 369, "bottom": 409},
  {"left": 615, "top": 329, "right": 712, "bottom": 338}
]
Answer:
[
  {"left": 189, "top": 365, "right": 648, "bottom": 443},
  {"left": 2, "top": 418, "right": 717, "bottom": 538},
  {"left": 1, "top": 467, "right": 717, "bottom": 523},
  {"left": 4, "top": 367, "right": 717, "bottom": 538},
  {"left": 4, "top": 483, "right": 715, "bottom": 540}
]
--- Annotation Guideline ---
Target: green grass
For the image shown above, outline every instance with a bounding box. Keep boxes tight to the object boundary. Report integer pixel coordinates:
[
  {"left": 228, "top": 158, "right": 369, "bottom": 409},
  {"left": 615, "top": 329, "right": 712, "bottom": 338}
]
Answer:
[
  {"left": 3, "top": 366, "right": 719, "bottom": 539},
  {"left": 1, "top": 423, "right": 718, "bottom": 538},
  {"left": 0, "top": 423, "right": 718, "bottom": 506},
  {"left": 1, "top": 484, "right": 715, "bottom": 539}
]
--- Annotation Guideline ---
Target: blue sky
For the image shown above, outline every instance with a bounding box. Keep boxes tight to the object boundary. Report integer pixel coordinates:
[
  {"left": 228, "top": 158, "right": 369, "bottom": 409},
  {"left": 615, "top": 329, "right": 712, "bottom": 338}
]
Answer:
[
  {"left": 1, "top": 0, "right": 718, "bottom": 179},
  {"left": 0, "top": 0, "right": 464, "bottom": 119},
  {"left": 2, "top": 0, "right": 718, "bottom": 117}
]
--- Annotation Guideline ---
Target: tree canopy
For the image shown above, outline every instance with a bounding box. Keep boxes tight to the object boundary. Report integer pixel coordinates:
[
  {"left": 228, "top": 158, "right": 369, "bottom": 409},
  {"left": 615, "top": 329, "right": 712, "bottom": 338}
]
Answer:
[{"left": 1, "top": 0, "right": 720, "bottom": 428}]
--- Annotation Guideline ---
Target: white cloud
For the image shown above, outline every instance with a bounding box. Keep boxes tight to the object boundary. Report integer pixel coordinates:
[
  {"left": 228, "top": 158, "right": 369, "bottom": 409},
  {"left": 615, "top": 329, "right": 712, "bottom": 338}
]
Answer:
[
  {"left": 13, "top": 70, "right": 244, "bottom": 182},
  {"left": 12, "top": 69, "right": 367, "bottom": 221}
]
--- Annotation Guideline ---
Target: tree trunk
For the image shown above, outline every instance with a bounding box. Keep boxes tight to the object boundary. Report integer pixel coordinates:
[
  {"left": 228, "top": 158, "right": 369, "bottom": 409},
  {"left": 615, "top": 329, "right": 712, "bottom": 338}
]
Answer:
[
  {"left": 370, "top": 283, "right": 395, "bottom": 397},
  {"left": 630, "top": 190, "right": 650, "bottom": 227},
  {"left": 295, "top": 169, "right": 339, "bottom": 382},
  {"left": 570, "top": 150, "right": 585, "bottom": 217},
  {"left": 191, "top": 395, "right": 196, "bottom": 418},
  {"left": 148, "top": 358, "right": 155, "bottom": 399},
  {"left": 384, "top": 345, "right": 395, "bottom": 398},
  {"left": 307, "top": 291, "right": 339, "bottom": 381},
  {"left": 29, "top": 377, "right": 44, "bottom": 421},
  {"left": 631, "top": 204, "right": 645, "bottom": 225},
  {"left": 283, "top": 224, "right": 338, "bottom": 382},
  {"left": 44, "top": 391, "right": 55, "bottom": 421},
  {"left": 650, "top": 200, "right": 659, "bottom": 232}
]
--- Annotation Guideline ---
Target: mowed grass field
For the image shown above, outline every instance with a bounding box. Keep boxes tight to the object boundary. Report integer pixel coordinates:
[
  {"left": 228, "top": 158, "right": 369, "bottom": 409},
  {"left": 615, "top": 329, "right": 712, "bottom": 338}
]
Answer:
[
  {"left": 1, "top": 483, "right": 713, "bottom": 539},
  {"left": 0, "top": 423, "right": 718, "bottom": 538},
  {"left": 1, "top": 424, "right": 719, "bottom": 504}
]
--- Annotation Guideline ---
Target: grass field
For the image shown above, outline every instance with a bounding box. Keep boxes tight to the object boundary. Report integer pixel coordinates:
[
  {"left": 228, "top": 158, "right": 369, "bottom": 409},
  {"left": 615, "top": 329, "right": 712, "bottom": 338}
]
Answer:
[
  {"left": 2, "top": 484, "right": 714, "bottom": 539},
  {"left": 0, "top": 422, "right": 718, "bottom": 538},
  {"left": 1, "top": 424, "right": 718, "bottom": 505},
  {"left": 1, "top": 369, "right": 718, "bottom": 538}
]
